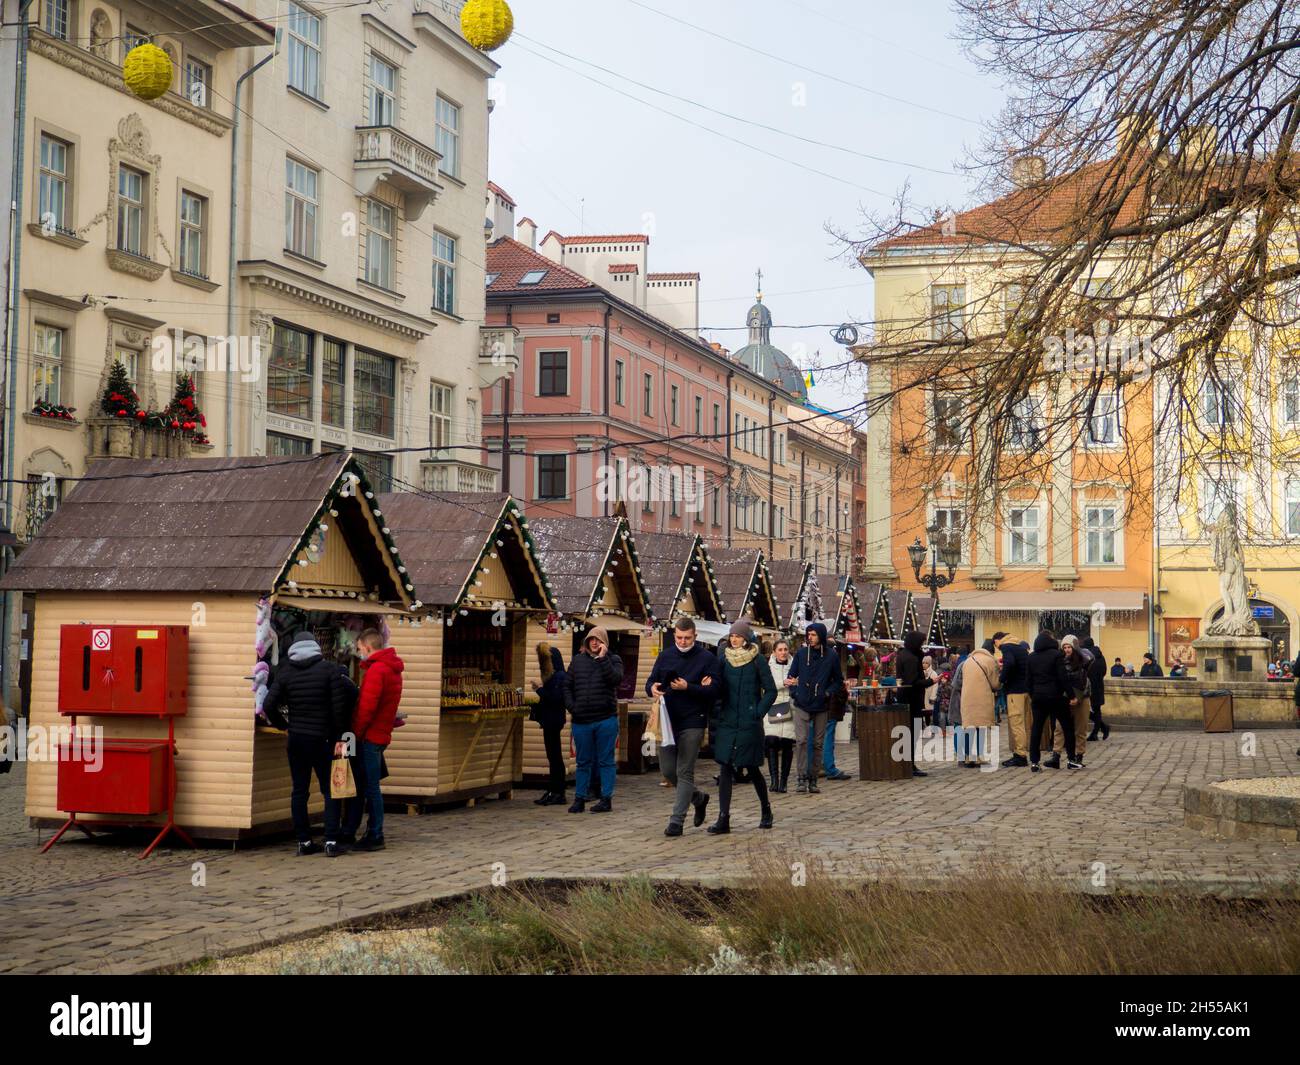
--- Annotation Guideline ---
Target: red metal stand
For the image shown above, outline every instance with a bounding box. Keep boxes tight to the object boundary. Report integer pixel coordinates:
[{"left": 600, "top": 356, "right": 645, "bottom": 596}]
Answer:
[{"left": 42, "top": 714, "right": 195, "bottom": 860}]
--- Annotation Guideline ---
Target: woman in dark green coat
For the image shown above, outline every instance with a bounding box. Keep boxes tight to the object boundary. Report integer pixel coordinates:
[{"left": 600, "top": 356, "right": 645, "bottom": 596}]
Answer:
[{"left": 709, "top": 619, "right": 778, "bottom": 834}]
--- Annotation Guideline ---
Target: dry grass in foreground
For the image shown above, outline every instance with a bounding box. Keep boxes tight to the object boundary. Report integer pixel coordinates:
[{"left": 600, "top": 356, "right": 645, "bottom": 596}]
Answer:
[{"left": 192, "top": 859, "right": 1300, "bottom": 975}]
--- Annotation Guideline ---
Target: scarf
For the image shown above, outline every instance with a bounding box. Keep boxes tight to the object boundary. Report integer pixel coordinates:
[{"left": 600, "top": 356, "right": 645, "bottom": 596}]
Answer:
[{"left": 725, "top": 644, "right": 759, "bottom": 668}]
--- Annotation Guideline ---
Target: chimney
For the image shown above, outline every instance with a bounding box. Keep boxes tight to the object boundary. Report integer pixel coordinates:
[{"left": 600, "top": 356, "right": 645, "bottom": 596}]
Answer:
[
  {"left": 1115, "top": 113, "right": 1158, "bottom": 155},
  {"left": 1010, "top": 154, "right": 1046, "bottom": 188},
  {"left": 1180, "top": 125, "right": 1218, "bottom": 172},
  {"left": 516, "top": 217, "right": 537, "bottom": 250}
]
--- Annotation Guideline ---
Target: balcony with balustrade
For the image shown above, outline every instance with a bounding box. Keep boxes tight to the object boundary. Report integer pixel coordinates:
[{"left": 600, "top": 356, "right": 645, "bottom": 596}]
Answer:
[{"left": 354, "top": 126, "right": 444, "bottom": 221}]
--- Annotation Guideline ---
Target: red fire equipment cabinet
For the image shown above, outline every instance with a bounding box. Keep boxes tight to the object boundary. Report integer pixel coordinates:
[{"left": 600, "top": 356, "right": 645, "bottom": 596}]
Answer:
[{"left": 44, "top": 624, "right": 195, "bottom": 859}]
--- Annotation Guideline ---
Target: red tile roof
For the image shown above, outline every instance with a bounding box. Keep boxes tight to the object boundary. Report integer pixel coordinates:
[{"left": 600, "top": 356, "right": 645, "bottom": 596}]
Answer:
[
  {"left": 608, "top": 264, "right": 639, "bottom": 273},
  {"left": 870, "top": 157, "right": 1151, "bottom": 253},
  {"left": 647, "top": 272, "right": 699, "bottom": 281},
  {"left": 487, "top": 181, "right": 516, "bottom": 207},
  {"left": 486, "top": 238, "right": 599, "bottom": 293},
  {"left": 542, "top": 231, "right": 650, "bottom": 246}
]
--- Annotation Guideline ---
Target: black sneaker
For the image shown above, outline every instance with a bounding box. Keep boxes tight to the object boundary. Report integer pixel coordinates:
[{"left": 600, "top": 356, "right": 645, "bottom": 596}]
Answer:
[
  {"left": 692, "top": 791, "right": 709, "bottom": 827},
  {"left": 356, "top": 835, "right": 386, "bottom": 851},
  {"left": 664, "top": 822, "right": 683, "bottom": 837},
  {"left": 912, "top": 768, "right": 928, "bottom": 778},
  {"left": 296, "top": 841, "right": 320, "bottom": 856},
  {"left": 567, "top": 798, "right": 586, "bottom": 814},
  {"left": 826, "top": 770, "right": 852, "bottom": 781},
  {"left": 1067, "top": 757, "right": 1083, "bottom": 770},
  {"left": 324, "top": 841, "right": 342, "bottom": 858},
  {"left": 542, "top": 792, "right": 568, "bottom": 806},
  {"left": 590, "top": 797, "right": 612, "bottom": 813},
  {"left": 1001, "top": 755, "right": 1028, "bottom": 767},
  {"left": 1043, "top": 753, "right": 1062, "bottom": 770},
  {"left": 534, "top": 791, "right": 555, "bottom": 806},
  {"left": 1030, "top": 763, "right": 1042, "bottom": 773}
]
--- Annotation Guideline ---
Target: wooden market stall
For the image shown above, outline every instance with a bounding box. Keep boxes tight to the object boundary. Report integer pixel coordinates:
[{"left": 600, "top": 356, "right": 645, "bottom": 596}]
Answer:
[
  {"left": 768, "top": 558, "right": 816, "bottom": 637},
  {"left": 636, "top": 531, "right": 724, "bottom": 631},
  {"left": 857, "top": 582, "right": 895, "bottom": 644},
  {"left": 525, "top": 515, "right": 655, "bottom": 779},
  {"left": 913, "top": 595, "right": 948, "bottom": 652},
  {"left": 709, "top": 547, "right": 781, "bottom": 645},
  {"left": 3, "top": 453, "right": 415, "bottom": 841},
  {"left": 377, "top": 491, "right": 553, "bottom": 808},
  {"left": 886, "top": 589, "right": 919, "bottom": 640}
]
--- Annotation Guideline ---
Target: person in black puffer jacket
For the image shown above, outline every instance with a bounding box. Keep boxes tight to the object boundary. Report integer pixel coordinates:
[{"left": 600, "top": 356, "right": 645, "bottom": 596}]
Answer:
[
  {"left": 999, "top": 638, "right": 1031, "bottom": 767},
  {"left": 1081, "top": 636, "right": 1110, "bottom": 741},
  {"left": 564, "top": 626, "right": 623, "bottom": 813},
  {"left": 1026, "top": 630, "right": 1078, "bottom": 771},
  {"left": 530, "top": 643, "right": 568, "bottom": 807},
  {"left": 893, "top": 629, "right": 933, "bottom": 778},
  {"left": 263, "top": 632, "right": 355, "bottom": 854}
]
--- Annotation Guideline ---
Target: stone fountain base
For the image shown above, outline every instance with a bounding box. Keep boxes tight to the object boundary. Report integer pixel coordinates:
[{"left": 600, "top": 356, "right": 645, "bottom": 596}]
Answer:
[
  {"left": 1184, "top": 778, "right": 1300, "bottom": 843},
  {"left": 1191, "top": 634, "right": 1273, "bottom": 683}
]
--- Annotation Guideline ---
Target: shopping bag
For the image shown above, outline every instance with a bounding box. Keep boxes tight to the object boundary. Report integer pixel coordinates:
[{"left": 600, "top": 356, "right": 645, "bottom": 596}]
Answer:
[{"left": 330, "top": 756, "right": 356, "bottom": 799}]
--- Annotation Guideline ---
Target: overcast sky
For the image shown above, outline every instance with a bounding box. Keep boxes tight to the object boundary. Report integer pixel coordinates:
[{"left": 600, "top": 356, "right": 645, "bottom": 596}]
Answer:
[{"left": 487, "top": 0, "right": 1008, "bottom": 417}]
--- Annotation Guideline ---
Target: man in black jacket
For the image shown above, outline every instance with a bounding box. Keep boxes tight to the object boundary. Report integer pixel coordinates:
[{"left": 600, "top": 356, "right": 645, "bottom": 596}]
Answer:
[
  {"left": 893, "top": 629, "right": 932, "bottom": 778},
  {"left": 1082, "top": 636, "right": 1110, "bottom": 741},
  {"left": 647, "top": 617, "right": 722, "bottom": 837},
  {"left": 263, "top": 632, "right": 355, "bottom": 856},
  {"left": 564, "top": 626, "right": 623, "bottom": 814},
  {"left": 999, "top": 636, "right": 1031, "bottom": 767},
  {"left": 1026, "top": 630, "right": 1080, "bottom": 771},
  {"left": 789, "top": 622, "right": 845, "bottom": 791}
]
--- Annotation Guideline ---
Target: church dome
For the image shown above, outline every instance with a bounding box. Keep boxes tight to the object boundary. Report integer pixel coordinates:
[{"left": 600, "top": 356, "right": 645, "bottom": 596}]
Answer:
[{"left": 733, "top": 282, "right": 806, "bottom": 402}]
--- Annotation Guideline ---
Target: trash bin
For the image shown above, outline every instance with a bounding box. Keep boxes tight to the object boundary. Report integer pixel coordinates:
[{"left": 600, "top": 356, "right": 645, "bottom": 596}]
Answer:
[
  {"left": 1201, "top": 689, "right": 1234, "bottom": 733},
  {"left": 856, "top": 703, "right": 913, "bottom": 781}
]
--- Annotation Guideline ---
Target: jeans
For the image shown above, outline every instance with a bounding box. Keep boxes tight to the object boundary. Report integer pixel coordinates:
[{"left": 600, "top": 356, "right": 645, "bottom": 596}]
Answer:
[
  {"left": 658, "top": 727, "right": 705, "bottom": 827},
  {"left": 542, "top": 723, "right": 567, "bottom": 793},
  {"left": 794, "top": 708, "right": 827, "bottom": 782},
  {"left": 342, "top": 740, "right": 386, "bottom": 841},
  {"left": 953, "top": 726, "right": 984, "bottom": 761},
  {"left": 823, "top": 718, "right": 840, "bottom": 774},
  {"left": 572, "top": 715, "right": 618, "bottom": 800},
  {"left": 287, "top": 732, "right": 340, "bottom": 843}
]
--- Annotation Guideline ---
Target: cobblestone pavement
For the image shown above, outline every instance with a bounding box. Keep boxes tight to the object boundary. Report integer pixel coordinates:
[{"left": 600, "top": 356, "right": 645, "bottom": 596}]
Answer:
[{"left": 1, "top": 728, "right": 1297, "bottom": 975}]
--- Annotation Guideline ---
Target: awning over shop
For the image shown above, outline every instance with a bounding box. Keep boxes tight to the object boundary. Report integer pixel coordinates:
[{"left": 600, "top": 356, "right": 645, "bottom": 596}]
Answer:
[
  {"left": 692, "top": 620, "right": 731, "bottom": 644},
  {"left": 938, "top": 589, "right": 1147, "bottom": 612},
  {"left": 273, "top": 594, "right": 403, "bottom": 615}
]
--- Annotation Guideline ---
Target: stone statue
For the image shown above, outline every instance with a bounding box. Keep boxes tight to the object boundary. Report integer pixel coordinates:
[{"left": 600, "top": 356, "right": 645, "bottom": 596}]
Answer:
[
  {"left": 89, "top": 10, "right": 112, "bottom": 60},
  {"left": 1206, "top": 504, "right": 1258, "bottom": 636}
]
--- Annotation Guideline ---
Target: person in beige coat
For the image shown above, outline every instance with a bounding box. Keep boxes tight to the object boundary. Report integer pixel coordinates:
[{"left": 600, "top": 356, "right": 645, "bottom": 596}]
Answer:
[{"left": 956, "top": 646, "right": 1001, "bottom": 767}]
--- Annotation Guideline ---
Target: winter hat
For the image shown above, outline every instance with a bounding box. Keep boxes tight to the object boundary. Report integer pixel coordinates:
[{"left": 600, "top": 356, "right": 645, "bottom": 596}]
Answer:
[
  {"left": 728, "top": 619, "right": 754, "bottom": 643},
  {"left": 1060, "top": 633, "right": 1079, "bottom": 649}
]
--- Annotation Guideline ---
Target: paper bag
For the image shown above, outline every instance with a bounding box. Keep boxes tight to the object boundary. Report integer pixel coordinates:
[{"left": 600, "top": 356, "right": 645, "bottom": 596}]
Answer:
[{"left": 329, "top": 756, "right": 356, "bottom": 799}]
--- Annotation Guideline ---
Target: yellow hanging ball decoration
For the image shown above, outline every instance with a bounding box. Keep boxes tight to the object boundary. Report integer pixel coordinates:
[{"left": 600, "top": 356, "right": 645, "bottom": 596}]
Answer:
[
  {"left": 461, "top": 0, "right": 514, "bottom": 52},
  {"left": 123, "top": 42, "right": 173, "bottom": 101}
]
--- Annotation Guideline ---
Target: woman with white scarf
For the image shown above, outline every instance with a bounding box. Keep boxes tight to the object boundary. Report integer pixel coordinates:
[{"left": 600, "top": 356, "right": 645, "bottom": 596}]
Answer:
[{"left": 764, "top": 639, "right": 796, "bottom": 793}]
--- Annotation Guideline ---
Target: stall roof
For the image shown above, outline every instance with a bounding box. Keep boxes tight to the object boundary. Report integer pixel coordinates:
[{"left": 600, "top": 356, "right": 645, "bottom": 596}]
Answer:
[
  {"left": 710, "top": 547, "right": 779, "bottom": 628},
  {"left": 0, "top": 453, "right": 410, "bottom": 603},
  {"left": 857, "top": 581, "right": 893, "bottom": 639},
  {"left": 634, "top": 530, "right": 723, "bottom": 623},
  {"left": 768, "top": 558, "right": 813, "bottom": 631},
  {"left": 914, "top": 595, "right": 947, "bottom": 649},
  {"left": 377, "top": 491, "right": 552, "bottom": 610},
  {"left": 885, "top": 589, "right": 918, "bottom": 636},
  {"left": 530, "top": 515, "right": 652, "bottom": 622}
]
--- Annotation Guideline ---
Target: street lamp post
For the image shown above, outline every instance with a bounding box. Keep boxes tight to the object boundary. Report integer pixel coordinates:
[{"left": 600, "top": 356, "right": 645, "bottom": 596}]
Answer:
[{"left": 907, "top": 522, "right": 960, "bottom": 612}]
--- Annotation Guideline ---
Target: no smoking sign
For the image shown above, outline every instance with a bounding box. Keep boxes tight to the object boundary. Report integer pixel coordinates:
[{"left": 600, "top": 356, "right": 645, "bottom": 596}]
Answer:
[{"left": 91, "top": 628, "right": 112, "bottom": 652}]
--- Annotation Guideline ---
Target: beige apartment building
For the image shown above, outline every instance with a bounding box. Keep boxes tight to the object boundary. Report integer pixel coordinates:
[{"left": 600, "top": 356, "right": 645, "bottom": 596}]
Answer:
[{"left": 236, "top": 0, "right": 505, "bottom": 493}]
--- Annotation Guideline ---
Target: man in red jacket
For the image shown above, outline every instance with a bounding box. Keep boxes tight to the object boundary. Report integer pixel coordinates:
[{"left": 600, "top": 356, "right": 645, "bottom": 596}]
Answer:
[{"left": 341, "top": 628, "right": 404, "bottom": 850}]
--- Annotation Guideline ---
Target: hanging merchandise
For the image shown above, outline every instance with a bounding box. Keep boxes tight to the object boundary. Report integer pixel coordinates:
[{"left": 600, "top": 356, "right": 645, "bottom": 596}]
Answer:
[
  {"left": 461, "top": 0, "right": 514, "bottom": 51},
  {"left": 123, "top": 42, "right": 173, "bottom": 100}
]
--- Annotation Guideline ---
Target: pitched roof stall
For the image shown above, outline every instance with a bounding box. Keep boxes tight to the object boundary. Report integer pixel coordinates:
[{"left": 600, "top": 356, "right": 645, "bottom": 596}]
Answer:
[
  {"left": 710, "top": 547, "right": 779, "bottom": 629},
  {"left": 768, "top": 558, "right": 814, "bottom": 632},
  {"left": 529, "top": 516, "right": 653, "bottom": 628},
  {"left": 635, "top": 531, "right": 723, "bottom": 624}
]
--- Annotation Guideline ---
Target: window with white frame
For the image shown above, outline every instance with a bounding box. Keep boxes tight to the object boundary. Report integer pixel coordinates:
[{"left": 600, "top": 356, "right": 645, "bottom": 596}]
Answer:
[
  {"left": 432, "top": 232, "right": 456, "bottom": 314},
  {"left": 538, "top": 455, "right": 566, "bottom": 500},
  {"left": 178, "top": 190, "right": 207, "bottom": 278},
  {"left": 933, "top": 389, "right": 963, "bottom": 449},
  {"left": 122, "top": 25, "right": 149, "bottom": 59},
  {"left": 33, "top": 324, "right": 63, "bottom": 406},
  {"left": 285, "top": 158, "right": 319, "bottom": 258},
  {"left": 42, "top": 0, "right": 69, "bottom": 39},
  {"left": 1008, "top": 506, "right": 1041, "bottom": 564},
  {"left": 1199, "top": 474, "right": 1239, "bottom": 531},
  {"left": 1286, "top": 479, "right": 1300, "bottom": 537},
  {"left": 931, "top": 285, "right": 966, "bottom": 340},
  {"left": 1084, "top": 505, "right": 1119, "bottom": 564},
  {"left": 286, "top": 3, "right": 322, "bottom": 99},
  {"left": 1009, "top": 394, "right": 1044, "bottom": 449},
  {"left": 1086, "top": 390, "right": 1120, "bottom": 445},
  {"left": 539, "top": 351, "right": 567, "bottom": 396},
  {"left": 184, "top": 57, "right": 211, "bottom": 108},
  {"left": 364, "top": 199, "right": 394, "bottom": 290},
  {"left": 353, "top": 349, "right": 396, "bottom": 438},
  {"left": 368, "top": 53, "right": 396, "bottom": 126},
  {"left": 1201, "top": 368, "right": 1241, "bottom": 428},
  {"left": 430, "top": 381, "right": 452, "bottom": 453},
  {"left": 38, "top": 133, "right": 70, "bottom": 234},
  {"left": 436, "top": 96, "right": 461, "bottom": 179},
  {"left": 116, "top": 166, "right": 146, "bottom": 256},
  {"left": 1282, "top": 364, "right": 1300, "bottom": 427},
  {"left": 114, "top": 346, "right": 141, "bottom": 390}
]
